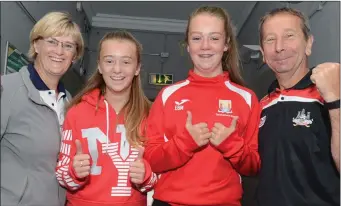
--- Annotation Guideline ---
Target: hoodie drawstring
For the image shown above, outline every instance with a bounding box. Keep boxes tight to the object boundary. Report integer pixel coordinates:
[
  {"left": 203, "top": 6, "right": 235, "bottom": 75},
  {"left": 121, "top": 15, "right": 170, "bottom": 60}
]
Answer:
[{"left": 104, "top": 100, "right": 110, "bottom": 151}]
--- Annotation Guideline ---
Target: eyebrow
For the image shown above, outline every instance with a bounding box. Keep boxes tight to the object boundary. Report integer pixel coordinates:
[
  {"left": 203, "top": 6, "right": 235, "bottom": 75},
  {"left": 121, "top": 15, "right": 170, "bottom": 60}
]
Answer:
[
  {"left": 103, "top": 55, "right": 133, "bottom": 59},
  {"left": 190, "top": 32, "right": 223, "bottom": 35},
  {"left": 50, "top": 37, "right": 76, "bottom": 45},
  {"left": 265, "top": 28, "right": 297, "bottom": 36},
  {"left": 283, "top": 28, "right": 297, "bottom": 33}
]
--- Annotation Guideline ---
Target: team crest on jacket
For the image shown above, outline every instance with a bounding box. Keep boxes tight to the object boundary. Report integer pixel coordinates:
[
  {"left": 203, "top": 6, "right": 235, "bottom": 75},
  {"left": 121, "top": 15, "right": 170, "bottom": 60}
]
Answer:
[
  {"left": 292, "top": 108, "right": 313, "bottom": 127},
  {"left": 218, "top": 100, "right": 232, "bottom": 114}
]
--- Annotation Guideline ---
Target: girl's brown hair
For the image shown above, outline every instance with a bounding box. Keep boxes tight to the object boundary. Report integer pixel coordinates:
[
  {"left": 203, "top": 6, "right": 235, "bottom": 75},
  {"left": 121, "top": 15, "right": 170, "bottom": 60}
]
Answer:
[
  {"left": 67, "top": 30, "right": 151, "bottom": 146},
  {"left": 185, "top": 6, "right": 244, "bottom": 85}
]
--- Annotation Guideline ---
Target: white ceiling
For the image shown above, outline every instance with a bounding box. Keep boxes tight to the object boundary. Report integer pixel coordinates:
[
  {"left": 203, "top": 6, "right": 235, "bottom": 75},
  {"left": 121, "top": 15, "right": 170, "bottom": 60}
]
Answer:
[{"left": 81, "top": 1, "right": 258, "bottom": 35}]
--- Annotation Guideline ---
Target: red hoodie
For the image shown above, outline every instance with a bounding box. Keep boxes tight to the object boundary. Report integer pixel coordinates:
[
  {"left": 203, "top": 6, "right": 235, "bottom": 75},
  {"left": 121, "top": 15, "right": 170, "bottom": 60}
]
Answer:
[
  {"left": 144, "top": 70, "right": 261, "bottom": 206},
  {"left": 56, "top": 89, "right": 157, "bottom": 206}
]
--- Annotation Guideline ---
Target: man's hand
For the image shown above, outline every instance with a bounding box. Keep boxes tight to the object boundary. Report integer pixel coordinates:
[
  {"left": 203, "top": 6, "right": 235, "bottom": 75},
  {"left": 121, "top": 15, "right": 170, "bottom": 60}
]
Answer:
[{"left": 311, "top": 63, "right": 340, "bottom": 102}]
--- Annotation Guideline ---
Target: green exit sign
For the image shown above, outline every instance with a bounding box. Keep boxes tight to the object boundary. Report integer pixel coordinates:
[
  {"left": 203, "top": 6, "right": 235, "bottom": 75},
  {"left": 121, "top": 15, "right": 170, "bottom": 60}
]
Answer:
[{"left": 149, "top": 73, "right": 173, "bottom": 85}]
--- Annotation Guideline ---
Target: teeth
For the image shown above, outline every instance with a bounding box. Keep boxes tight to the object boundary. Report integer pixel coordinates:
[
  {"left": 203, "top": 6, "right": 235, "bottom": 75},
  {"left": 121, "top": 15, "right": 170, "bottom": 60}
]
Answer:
[
  {"left": 199, "top": 54, "right": 213, "bottom": 58},
  {"left": 50, "top": 57, "right": 63, "bottom": 62},
  {"left": 111, "top": 76, "right": 124, "bottom": 80}
]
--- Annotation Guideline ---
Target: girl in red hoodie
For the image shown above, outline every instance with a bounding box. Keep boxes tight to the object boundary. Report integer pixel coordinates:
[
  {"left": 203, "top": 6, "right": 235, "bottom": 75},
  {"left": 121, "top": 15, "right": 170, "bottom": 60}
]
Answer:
[
  {"left": 56, "top": 31, "right": 156, "bottom": 206},
  {"left": 144, "top": 6, "right": 261, "bottom": 206}
]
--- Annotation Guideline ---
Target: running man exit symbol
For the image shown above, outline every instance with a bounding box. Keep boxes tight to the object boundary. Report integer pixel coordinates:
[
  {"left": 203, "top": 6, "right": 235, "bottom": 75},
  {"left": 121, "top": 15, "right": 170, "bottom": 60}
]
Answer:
[{"left": 149, "top": 73, "right": 173, "bottom": 85}]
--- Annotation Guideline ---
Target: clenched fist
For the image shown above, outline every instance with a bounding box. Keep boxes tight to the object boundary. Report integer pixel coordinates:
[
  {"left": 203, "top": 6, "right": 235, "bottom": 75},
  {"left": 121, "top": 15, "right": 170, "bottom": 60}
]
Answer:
[{"left": 310, "top": 63, "right": 340, "bottom": 102}]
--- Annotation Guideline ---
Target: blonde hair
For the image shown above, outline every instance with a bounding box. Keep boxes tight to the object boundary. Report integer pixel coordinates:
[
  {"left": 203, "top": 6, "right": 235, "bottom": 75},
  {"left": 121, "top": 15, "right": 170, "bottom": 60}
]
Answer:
[
  {"left": 67, "top": 30, "right": 151, "bottom": 147},
  {"left": 185, "top": 5, "right": 244, "bottom": 86},
  {"left": 259, "top": 7, "right": 311, "bottom": 48},
  {"left": 28, "top": 11, "right": 84, "bottom": 61}
]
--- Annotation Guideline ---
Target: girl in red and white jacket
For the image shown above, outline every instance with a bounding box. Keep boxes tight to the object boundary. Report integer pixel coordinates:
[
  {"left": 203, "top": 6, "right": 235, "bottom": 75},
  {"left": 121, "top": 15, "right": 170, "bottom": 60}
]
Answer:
[
  {"left": 56, "top": 31, "right": 156, "bottom": 206},
  {"left": 144, "top": 6, "right": 261, "bottom": 206}
]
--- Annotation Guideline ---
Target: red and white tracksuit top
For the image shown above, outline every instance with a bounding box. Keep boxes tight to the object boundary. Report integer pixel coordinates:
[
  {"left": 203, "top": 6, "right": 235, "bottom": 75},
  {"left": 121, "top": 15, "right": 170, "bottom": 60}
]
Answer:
[
  {"left": 144, "top": 70, "right": 261, "bottom": 206},
  {"left": 56, "top": 89, "right": 157, "bottom": 206}
]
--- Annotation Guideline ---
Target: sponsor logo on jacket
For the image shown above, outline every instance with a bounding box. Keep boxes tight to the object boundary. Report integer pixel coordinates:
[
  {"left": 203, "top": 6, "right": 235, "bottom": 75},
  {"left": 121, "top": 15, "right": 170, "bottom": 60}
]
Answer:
[{"left": 174, "top": 99, "right": 190, "bottom": 111}]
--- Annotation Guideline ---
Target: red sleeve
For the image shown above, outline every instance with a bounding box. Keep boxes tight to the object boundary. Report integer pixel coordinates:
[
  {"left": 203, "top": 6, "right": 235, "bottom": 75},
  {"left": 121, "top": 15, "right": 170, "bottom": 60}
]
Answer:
[
  {"left": 55, "top": 109, "right": 89, "bottom": 191},
  {"left": 214, "top": 93, "right": 261, "bottom": 176},
  {"left": 144, "top": 90, "right": 200, "bottom": 173}
]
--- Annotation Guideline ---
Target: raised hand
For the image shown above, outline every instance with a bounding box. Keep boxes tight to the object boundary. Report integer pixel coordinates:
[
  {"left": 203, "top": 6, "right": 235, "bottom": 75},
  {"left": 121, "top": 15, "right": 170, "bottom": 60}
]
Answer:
[
  {"left": 310, "top": 63, "right": 340, "bottom": 102},
  {"left": 210, "top": 116, "right": 239, "bottom": 147},
  {"left": 185, "top": 111, "right": 211, "bottom": 147},
  {"left": 129, "top": 147, "right": 146, "bottom": 185},
  {"left": 72, "top": 139, "right": 91, "bottom": 179}
]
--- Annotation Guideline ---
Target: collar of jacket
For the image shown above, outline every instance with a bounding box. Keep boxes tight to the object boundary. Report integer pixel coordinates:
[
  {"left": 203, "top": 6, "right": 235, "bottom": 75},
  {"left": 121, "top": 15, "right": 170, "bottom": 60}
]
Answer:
[
  {"left": 19, "top": 66, "right": 71, "bottom": 105},
  {"left": 267, "top": 67, "right": 314, "bottom": 94},
  {"left": 27, "top": 63, "right": 66, "bottom": 94},
  {"left": 187, "top": 69, "right": 230, "bottom": 84}
]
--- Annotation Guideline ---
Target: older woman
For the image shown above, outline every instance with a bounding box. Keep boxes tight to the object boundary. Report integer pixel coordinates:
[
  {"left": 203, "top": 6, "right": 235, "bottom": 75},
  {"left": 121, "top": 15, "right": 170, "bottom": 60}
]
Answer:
[{"left": 1, "top": 11, "right": 84, "bottom": 206}]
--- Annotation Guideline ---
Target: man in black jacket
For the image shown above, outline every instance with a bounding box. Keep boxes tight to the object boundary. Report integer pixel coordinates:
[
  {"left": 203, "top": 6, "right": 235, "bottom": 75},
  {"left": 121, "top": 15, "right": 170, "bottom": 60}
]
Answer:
[{"left": 256, "top": 7, "right": 340, "bottom": 206}]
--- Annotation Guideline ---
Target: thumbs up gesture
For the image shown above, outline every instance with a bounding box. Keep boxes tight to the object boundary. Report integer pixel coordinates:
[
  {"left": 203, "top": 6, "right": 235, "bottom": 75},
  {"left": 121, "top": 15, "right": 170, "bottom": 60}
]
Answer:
[
  {"left": 72, "top": 139, "right": 91, "bottom": 179},
  {"left": 129, "top": 147, "right": 146, "bottom": 185},
  {"left": 185, "top": 111, "right": 211, "bottom": 147},
  {"left": 210, "top": 116, "right": 239, "bottom": 146}
]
